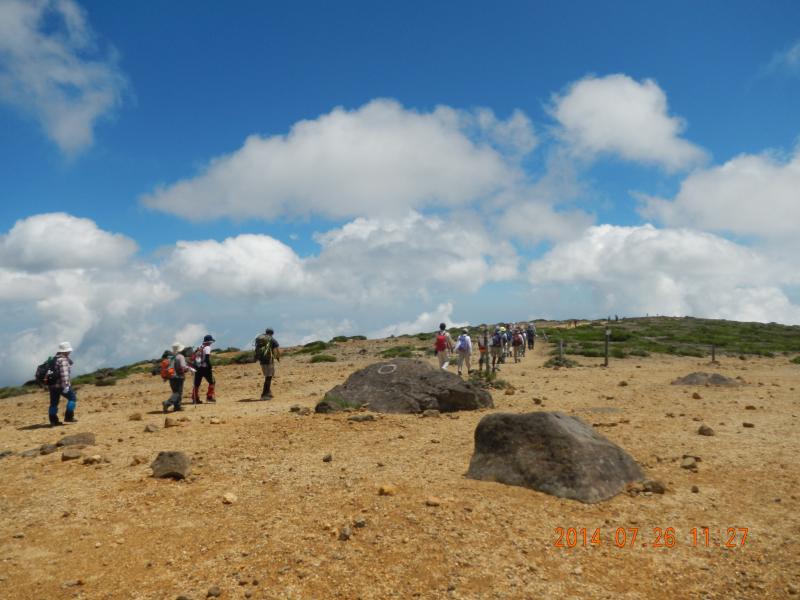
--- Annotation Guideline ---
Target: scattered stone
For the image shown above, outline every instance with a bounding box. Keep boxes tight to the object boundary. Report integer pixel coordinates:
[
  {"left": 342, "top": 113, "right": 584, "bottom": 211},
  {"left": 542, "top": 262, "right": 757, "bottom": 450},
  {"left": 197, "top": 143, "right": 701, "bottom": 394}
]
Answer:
[
  {"left": 164, "top": 417, "right": 179, "bottom": 428},
  {"left": 39, "top": 443, "right": 58, "bottom": 455},
  {"left": 692, "top": 392, "right": 702, "bottom": 400},
  {"left": 322, "top": 453, "right": 333, "bottom": 463},
  {"left": 425, "top": 497, "right": 442, "bottom": 506},
  {"left": 642, "top": 479, "right": 666, "bottom": 494},
  {"left": 698, "top": 425, "right": 715, "bottom": 436},
  {"left": 672, "top": 372, "right": 738, "bottom": 386},
  {"left": 290, "top": 405, "right": 301, "bottom": 412},
  {"left": 317, "top": 358, "right": 492, "bottom": 414},
  {"left": 422, "top": 409, "right": 441, "bottom": 418},
  {"left": 504, "top": 388, "right": 515, "bottom": 395},
  {"left": 618, "top": 381, "right": 628, "bottom": 387},
  {"left": 681, "top": 456, "right": 698, "bottom": 469},
  {"left": 61, "top": 448, "right": 83, "bottom": 461},
  {"left": 19, "top": 448, "right": 40, "bottom": 458},
  {"left": 222, "top": 493, "right": 237, "bottom": 505},
  {"left": 353, "top": 517, "right": 367, "bottom": 528},
  {"left": 150, "top": 451, "right": 191, "bottom": 479},
  {"left": 63, "top": 579, "right": 84, "bottom": 587},
  {"left": 57, "top": 432, "right": 95, "bottom": 447},
  {"left": 12, "top": 532, "right": 24, "bottom": 538},
  {"left": 467, "top": 412, "right": 644, "bottom": 503},
  {"left": 743, "top": 422, "right": 755, "bottom": 428},
  {"left": 347, "top": 414, "right": 375, "bottom": 422},
  {"left": 130, "top": 455, "right": 148, "bottom": 466},
  {"left": 532, "top": 398, "right": 542, "bottom": 405},
  {"left": 207, "top": 586, "right": 221, "bottom": 598},
  {"left": 691, "top": 485, "right": 700, "bottom": 493},
  {"left": 378, "top": 484, "right": 397, "bottom": 496},
  {"left": 338, "top": 526, "right": 352, "bottom": 541},
  {"left": 144, "top": 424, "right": 159, "bottom": 433},
  {"left": 129, "top": 413, "right": 142, "bottom": 421},
  {"left": 0, "top": 450, "right": 13, "bottom": 460},
  {"left": 209, "top": 417, "right": 221, "bottom": 425},
  {"left": 745, "top": 405, "right": 756, "bottom": 410},
  {"left": 82, "top": 455, "right": 103, "bottom": 465}
]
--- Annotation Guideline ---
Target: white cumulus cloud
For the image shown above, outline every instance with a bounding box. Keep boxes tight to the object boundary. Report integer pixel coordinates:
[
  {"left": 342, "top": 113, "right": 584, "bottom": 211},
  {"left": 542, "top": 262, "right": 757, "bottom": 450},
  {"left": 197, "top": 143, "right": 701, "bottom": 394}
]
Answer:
[
  {"left": 640, "top": 148, "right": 800, "bottom": 239},
  {"left": 370, "top": 302, "right": 465, "bottom": 339},
  {"left": 0, "top": 0, "right": 127, "bottom": 153},
  {"left": 551, "top": 74, "right": 707, "bottom": 171},
  {"left": 141, "top": 99, "right": 527, "bottom": 221},
  {"left": 529, "top": 224, "right": 800, "bottom": 323}
]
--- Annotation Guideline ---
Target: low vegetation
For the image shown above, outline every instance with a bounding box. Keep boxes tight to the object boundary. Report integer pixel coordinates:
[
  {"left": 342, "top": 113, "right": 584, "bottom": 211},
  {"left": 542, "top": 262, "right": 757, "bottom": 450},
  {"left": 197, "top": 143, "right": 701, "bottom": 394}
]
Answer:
[
  {"left": 330, "top": 335, "right": 367, "bottom": 343},
  {"left": 380, "top": 345, "right": 417, "bottom": 359},
  {"left": 310, "top": 354, "right": 337, "bottom": 363},
  {"left": 294, "top": 341, "right": 333, "bottom": 355}
]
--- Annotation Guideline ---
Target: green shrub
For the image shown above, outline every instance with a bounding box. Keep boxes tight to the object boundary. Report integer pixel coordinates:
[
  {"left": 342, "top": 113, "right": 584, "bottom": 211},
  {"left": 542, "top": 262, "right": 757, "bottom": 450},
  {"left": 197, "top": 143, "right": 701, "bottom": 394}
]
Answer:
[
  {"left": 791, "top": 355, "right": 800, "bottom": 364},
  {"left": 380, "top": 345, "right": 416, "bottom": 359},
  {"left": 296, "top": 341, "right": 331, "bottom": 354},
  {"left": 0, "top": 386, "right": 35, "bottom": 399},
  {"left": 321, "top": 393, "right": 360, "bottom": 409},
  {"left": 544, "top": 356, "right": 579, "bottom": 368},
  {"left": 310, "top": 354, "right": 337, "bottom": 363}
]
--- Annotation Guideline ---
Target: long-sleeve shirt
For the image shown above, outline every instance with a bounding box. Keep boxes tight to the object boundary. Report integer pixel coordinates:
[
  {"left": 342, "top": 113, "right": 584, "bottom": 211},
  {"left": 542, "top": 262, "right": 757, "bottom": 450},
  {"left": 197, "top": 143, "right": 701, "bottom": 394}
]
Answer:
[{"left": 54, "top": 355, "right": 72, "bottom": 389}]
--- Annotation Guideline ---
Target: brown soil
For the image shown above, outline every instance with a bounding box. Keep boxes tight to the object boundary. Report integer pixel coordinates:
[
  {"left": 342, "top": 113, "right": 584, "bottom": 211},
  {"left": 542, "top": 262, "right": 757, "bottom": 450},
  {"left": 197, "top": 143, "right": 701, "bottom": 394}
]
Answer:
[{"left": 1, "top": 338, "right": 799, "bottom": 599}]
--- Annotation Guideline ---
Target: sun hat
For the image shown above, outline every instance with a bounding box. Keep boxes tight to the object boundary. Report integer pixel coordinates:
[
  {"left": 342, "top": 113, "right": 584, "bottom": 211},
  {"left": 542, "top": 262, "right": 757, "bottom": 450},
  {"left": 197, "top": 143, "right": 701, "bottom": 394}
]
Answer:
[
  {"left": 171, "top": 342, "right": 184, "bottom": 353},
  {"left": 203, "top": 334, "right": 215, "bottom": 343},
  {"left": 58, "top": 341, "right": 73, "bottom": 353},
  {"left": 462, "top": 328, "right": 469, "bottom": 333}
]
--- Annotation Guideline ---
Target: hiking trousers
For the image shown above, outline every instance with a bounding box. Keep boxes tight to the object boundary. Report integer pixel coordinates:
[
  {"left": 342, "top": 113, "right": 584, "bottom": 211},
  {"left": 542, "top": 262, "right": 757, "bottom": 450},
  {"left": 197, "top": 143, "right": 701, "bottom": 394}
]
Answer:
[
  {"left": 166, "top": 378, "right": 184, "bottom": 409},
  {"left": 193, "top": 367, "right": 215, "bottom": 401},
  {"left": 49, "top": 386, "right": 77, "bottom": 423},
  {"left": 456, "top": 351, "right": 471, "bottom": 374}
]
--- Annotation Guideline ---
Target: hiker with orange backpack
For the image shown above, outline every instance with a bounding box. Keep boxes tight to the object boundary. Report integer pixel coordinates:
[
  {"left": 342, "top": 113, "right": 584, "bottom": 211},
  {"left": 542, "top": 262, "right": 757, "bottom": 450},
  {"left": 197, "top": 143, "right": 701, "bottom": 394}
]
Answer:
[
  {"left": 162, "top": 343, "right": 190, "bottom": 412},
  {"left": 191, "top": 334, "right": 217, "bottom": 403},
  {"left": 434, "top": 322, "right": 454, "bottom": 369}
]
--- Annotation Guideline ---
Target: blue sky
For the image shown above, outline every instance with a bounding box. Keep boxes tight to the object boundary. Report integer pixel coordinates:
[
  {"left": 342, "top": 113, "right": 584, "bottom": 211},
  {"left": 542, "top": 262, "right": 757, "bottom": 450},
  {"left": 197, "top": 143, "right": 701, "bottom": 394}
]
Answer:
[{"left": 1, "top": 0, "right": 799, "bottom": 384}]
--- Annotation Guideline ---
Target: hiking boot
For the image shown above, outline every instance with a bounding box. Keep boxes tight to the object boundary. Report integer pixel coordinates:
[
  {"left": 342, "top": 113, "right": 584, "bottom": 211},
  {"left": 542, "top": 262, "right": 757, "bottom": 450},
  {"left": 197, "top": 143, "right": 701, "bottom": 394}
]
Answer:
[
  {"left": 174, "top": 406, "right": 183, "bottom": 411},
  {"left": 206, "top": 397, "right": 216, "bottom": 403},
  {"left": 162, "top": 401, "right": 170, "bottom": 414},
  {"left": 64, "top": 417, "right": 77, "bottom": 423},
  {"left": 193, "top": 399, "right": 203, "bottom": 404},
  {"left": 50, "top": 419, "right": 64, "bottom": 427}
]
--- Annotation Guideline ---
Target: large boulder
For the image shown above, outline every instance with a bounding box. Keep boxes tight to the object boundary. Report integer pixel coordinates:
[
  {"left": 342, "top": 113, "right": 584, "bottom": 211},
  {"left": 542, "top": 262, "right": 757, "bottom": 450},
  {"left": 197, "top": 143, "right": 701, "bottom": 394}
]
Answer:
[
  {"left": 672, "top": 372, "right": 738, "bottom": 386},
  {"left": 150, "top": 451, "right": 191, "bottom": 479},
  {"left": 57, "top": 432, "right": 96, "bottom": 447},
  {"left": 316, "top": 358, "right": 493, "bottom": 414},
  {"left": 466, "top": 412, "right": 644, "bottom": 503}
]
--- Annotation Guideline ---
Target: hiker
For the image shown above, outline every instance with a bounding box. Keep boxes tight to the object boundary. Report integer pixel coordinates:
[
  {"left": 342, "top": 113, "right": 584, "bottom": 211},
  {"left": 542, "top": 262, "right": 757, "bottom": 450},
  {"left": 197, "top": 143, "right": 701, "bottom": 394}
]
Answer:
[
  {"left": 477, "top": 326, "right": 489, "bottom": 371},
  {"left": 162, "top": 343, "right": 189, "bottom": 412},
  {"left": 455, "top": 328, "right": 473, "bottom": 376},
  {"left": 490, "top": 328, "right": 503, "bottom": 372},
  {"left": 526, "top": 323, "right": 536, "bottom": 350},
  {"left": 434, "top": 323, "right": 454, "bottom": 369},
  {"left": 48, "top": 342, "right": 77, "bottom": 426},
  {"left": 191, "top": 334, "right": 216, "bottom": 403},
  {"left": 498, "top": 326, "right": 508, "bottom": 363},
  {"left": 512, "top": 328, "right": 524, "bottom": 363},
  {"left": 255, "top": 328, "right": 280, "bottom": 400}
]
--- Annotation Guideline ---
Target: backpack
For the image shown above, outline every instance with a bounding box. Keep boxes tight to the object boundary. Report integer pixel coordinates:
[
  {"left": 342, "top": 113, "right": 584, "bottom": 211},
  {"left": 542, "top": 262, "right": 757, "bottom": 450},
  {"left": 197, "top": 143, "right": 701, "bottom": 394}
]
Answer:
[
  {"left": 513, "top": 333, "right": 523, "bottom": 346},
  {"left": 35, "top": 356, "right": 57, "bottom": 387},
  {"left": 160, "top": 355, "right": 176, "bottom": 380},
  {"left": 492, "top": 332, "right": 502, "bottom": 347},
  {"left": 192, "top": 346, "right": 205, "bottom": 368},
  {"left": 255, "top": 335, "right": 274, "bottom": 363},
  {"left": 434, "top": 333, "right": 448, "bottom": 352}
]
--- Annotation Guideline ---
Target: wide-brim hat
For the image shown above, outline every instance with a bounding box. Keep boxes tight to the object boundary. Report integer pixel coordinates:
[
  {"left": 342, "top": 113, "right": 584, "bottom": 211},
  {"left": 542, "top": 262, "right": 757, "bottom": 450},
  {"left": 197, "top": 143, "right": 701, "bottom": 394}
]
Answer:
[
  {"left": 203, "top": 334, "right": 215, "bottom": 343},
  {"left": 172, "top": 343, "right": 184, "bottom": 353},
  {"left": 58, "top": 341, "right": 73, "bottom": 353}
]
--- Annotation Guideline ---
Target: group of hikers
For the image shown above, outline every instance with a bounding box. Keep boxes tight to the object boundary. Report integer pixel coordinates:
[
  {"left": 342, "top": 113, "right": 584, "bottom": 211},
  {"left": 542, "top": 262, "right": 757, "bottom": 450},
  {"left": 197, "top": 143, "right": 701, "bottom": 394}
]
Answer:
[
  {"left": 433, "top": 321, "right": 537, "bottom": 376},
  {"left": 41, "top": 320, "right": 537, "bottom": 425}
]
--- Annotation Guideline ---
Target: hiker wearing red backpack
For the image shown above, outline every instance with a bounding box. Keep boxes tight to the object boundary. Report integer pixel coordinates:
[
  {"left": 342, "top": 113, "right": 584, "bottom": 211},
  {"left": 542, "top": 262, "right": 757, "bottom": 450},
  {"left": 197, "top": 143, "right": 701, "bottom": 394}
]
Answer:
[
  {"left": 162, "top": 343, "right": 190, "bottom": 412},
  {"left": 48, "top": 342, "right": 77, "bottom": 426},
  {"left": 434, "top": 323, "right": 454, "bottom": 369},
  {"left": 191, "top": 334, "right": 216, "bottom": 403}
]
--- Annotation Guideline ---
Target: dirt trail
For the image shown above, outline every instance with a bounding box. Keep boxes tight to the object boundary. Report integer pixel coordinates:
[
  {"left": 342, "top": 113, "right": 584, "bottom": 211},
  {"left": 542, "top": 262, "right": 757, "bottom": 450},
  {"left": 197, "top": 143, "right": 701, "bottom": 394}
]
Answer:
[{"left": 1, "top": 338, "right": 798, "bottom": 599}]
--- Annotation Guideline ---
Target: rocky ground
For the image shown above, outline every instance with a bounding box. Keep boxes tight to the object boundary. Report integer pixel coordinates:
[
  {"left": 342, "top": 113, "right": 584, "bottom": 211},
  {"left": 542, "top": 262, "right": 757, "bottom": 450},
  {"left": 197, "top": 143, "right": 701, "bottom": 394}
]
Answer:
[{"left": 1, "top": 335, "right": 799, "bottom": 599}]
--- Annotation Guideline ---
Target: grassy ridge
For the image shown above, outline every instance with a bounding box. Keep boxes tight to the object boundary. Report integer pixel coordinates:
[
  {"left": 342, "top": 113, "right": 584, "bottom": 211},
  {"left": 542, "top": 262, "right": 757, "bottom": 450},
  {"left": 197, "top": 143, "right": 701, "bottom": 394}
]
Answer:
[{"left": 540, "top": 316, "right": 800, "bottom": 359}]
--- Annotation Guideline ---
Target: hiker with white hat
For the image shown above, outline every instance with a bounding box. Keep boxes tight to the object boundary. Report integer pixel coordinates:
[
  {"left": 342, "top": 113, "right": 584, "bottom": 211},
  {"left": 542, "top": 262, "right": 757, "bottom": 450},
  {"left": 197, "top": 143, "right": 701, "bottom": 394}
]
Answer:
[
  {"left": 48, "top": 341, "right": 77, "bottom": 426},
  {"left": 162, "top": 343, "right": 190, "bottom": 413},
  {"left": 455, "top": 328, "right": 473, "bottom": 377}
]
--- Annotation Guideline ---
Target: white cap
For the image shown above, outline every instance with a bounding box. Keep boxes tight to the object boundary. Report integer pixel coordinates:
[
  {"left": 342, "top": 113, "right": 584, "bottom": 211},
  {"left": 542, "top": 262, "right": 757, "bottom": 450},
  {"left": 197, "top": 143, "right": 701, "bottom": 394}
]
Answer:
[
  {"left": 171, "top": 342, "right": 184, "bottom": 353},
  {"left": 58, "top": 341, "right": 73, "bottom": 353}
]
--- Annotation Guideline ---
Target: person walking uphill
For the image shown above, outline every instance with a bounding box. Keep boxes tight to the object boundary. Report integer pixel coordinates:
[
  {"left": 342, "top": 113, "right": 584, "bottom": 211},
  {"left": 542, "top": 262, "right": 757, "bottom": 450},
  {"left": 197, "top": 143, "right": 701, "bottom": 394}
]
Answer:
[
  {"left": 48, "top": 342, "right": 77, "bottom": 426},
  {"left": 162, "top": 343, "right": 190, "bottom": 413},
  {"left": 434, "top": 323, "right": 454, "bottom": 369},
  {"left": 191, "top": 334, "right": 217, "bottom": 403},
  {"left": 255, "top": 328, "right": 280, "bottom": 400},
  {"left": 455, "top": 328, "right": 473, "bottom": 376}
]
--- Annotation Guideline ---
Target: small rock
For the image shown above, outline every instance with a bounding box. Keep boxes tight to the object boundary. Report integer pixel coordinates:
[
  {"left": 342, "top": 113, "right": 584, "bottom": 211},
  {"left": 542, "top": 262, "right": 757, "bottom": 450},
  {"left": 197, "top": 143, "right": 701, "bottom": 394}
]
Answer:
[
  {"left": 82, "top": 455, "right": 103, "bottom": 465},
  {"left": 742, "top": 422, "right": 755, "bottom": 428},
  {"left": 338, "top": 526, "right": 352, "bottom": 541},
  {"left": 353, "top": 517, "right": 367, "bottom": 528},
  {"left": 144, "top": 424, "right": 159, "bottom": 433},
  {"left": 504, "top": 388, "right": 515, "bottom": 396},
  {"left": 691, "top": 485, "right": 699, "bottom": 493},
  {"left": 57, "top": 432, "right": 95, "bottom": 447},
  {"left": 692, "top": 392, "right": 702, "bottom": 399},
  {"left": 19, "top": 448, "right": 40, "bottom": 458},
  {"left": 680, "top": 456, "right": 697, "bottom": 469},
  {"left": 347, "top": 414, "right": 375, "bottom": 422},
  {"left": 787, "top": 583, "right": 797, "bottom": 595},
  {"left": 207, "top": 586, "right": 221, "bottom": 598},
  {"left": 0, "top": 449, "right": 13, "bottom": 460},
  {"left": 289, "top": 405, "right": 301, "bottom": 412},
  {"left": 618, "top": 381, "right": 628, "bottom": 387},
  {"left": 128, "top": 413, "right": 142, "bottom": 421},
  {"left": 421, "top": 409, "right": 441, "bottom": 418},
  {"left": 12, "top": 532, "right": 24, "bottom": 539},
  {"left": 378, "top": 484, "right": 397, "bottom": 496},
  {"left": 745, "top": 405, "right": 756, "bottom": 410},
  {"left": 322, "top": 453, "right": 333, "bottom": 463},
  {"left": 61, "top": 448, "right": 83, "bottom": 461},
  {"left": 150, "top": 451, "right": 191, "bottom": 479},
  {"left": 39, "top": 443, "right": 58, "bottom": 455},
  {"left": 532, "top": 398, "right": 542, "bottom": 405},
  {"left": 425, "top": 497, "right": 442, "bottom": 506},
  {"left": 698, "top": 425, "right": 715, "bottom": 436},
  {"left": 129, "top": 455, "right": 148, "bottom": 466},
  {"left": 209, "top": 417, "right": 221, "bottom": 425},
  {"left": 642, "top": 480, "right": 666, "bottom": 494},
  {"left": 222, "top": 493, "right": 237, "bottom": 505},
  {"left": 164, "top": 417, "right": 179, "bottom": 428}
]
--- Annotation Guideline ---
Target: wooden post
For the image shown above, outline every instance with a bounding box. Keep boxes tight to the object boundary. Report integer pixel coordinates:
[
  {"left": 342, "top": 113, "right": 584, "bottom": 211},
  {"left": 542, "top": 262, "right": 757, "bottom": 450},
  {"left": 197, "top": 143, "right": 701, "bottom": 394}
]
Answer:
[
  {"left": 711, "top": 344, "right": 716, "bottom": 363},
  {"left": 559, "top": 339, "right": 564, "bottom": 360},
  {"left": 604, "top": 328, "right": 610, "bottom": 367},
  {"left": 484, "top": 329, "right": 490, "bottom": 376}
]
